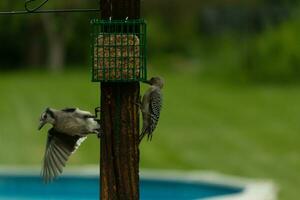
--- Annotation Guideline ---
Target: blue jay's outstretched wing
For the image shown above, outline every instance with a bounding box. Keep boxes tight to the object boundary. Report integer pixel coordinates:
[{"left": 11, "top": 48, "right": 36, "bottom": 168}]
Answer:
[{"left": 42, "top": 128, "right": 86, "bottom": 183}]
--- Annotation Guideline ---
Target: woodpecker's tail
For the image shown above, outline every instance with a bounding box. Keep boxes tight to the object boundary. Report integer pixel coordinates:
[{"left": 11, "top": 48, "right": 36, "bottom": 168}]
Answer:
[
  {"left": 139, "top": 128, "right": 146, "bottom": 143},
  {"left": 139, "top": 127, "right": 152, "bottom": 143}
]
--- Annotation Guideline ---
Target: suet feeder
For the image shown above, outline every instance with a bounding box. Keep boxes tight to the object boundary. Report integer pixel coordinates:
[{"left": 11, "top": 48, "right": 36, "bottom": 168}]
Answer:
[{"left": 91, "top": 19, "right": 147, "bottom": 82}]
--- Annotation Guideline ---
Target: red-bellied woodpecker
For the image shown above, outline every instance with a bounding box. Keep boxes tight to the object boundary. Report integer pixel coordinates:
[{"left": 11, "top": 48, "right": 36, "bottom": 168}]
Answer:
[
  {"left": 38, "top": 107, "right": 101, "bottom": 183},
  {"left": 140, "top": 76, "right": 164, "bottom": 143}
]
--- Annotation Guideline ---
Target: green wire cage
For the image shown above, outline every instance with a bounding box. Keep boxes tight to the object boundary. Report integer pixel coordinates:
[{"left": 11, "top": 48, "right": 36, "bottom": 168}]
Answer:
[{"left": 91, "top": 19, "right": 147, "bottom": 82}]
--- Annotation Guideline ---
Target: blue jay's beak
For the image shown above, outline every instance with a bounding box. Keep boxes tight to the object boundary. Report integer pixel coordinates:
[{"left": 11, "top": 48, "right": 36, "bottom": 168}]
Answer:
[{"left": 38, "top": 121, "right": 46, "bottom": 131}]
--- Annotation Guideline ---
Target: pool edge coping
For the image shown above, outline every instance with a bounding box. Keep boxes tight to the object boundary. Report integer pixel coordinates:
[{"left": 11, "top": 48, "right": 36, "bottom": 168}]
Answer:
[
  {"left": 141, "top": 169, "right": 277, "bottom": 200},
  {"left": 0, "top": 166, "right": 277, "bottom": 200}
]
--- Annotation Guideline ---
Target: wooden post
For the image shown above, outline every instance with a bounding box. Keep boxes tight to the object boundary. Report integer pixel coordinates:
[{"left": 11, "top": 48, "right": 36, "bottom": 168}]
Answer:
[{"left": 99, "top": 0, "right": 140, "bottom": 199}]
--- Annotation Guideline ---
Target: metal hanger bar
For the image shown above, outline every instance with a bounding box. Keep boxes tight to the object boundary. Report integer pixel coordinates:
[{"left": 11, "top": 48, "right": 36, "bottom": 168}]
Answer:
[
  {"left": 25, "top": 0, "right": 50, "bottom": 13},
  {"left": 0, "top": 0, "right": 100, "bottom": 15},
  {"left": 0, "top": 8, "right": 100, "bottom": 15}
]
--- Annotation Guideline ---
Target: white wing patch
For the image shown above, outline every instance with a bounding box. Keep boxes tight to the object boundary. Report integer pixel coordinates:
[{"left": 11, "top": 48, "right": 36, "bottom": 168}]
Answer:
[
  {"left": 73, "top": 136, "right": 87, "bottom": 154},
  {"left": 76, "top": 108, "right": 93, "bottom": 117}
]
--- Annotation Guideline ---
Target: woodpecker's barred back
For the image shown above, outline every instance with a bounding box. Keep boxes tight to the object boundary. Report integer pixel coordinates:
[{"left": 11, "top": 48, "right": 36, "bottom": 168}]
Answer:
[{"left": 140, "top": 77, "right": 164, "bottom": 143}]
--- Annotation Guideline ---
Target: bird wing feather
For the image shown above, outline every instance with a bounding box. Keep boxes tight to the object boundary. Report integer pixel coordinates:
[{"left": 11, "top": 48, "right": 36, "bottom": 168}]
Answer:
[
  {"left": 73, "top": 108, "right": 94, "bottom": 119},
  {"left": 41, "top": 128, "right": 86, "bottom": 183},
  {"left": 61, "top": 107, "right": 94, "bottom": 119},
  {"left": 61, "top": 108, "right": 77, "bottom": 113}
]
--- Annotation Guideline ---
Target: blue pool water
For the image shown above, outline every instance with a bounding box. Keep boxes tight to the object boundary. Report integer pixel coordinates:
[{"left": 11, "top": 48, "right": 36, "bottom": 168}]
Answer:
[{"left": 0, "top": 175, "right": 242, "bottom": 200}]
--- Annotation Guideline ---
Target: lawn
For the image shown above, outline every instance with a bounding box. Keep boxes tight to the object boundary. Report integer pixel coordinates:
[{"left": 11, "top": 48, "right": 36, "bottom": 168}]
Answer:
[{"left": 0, "top": 69, "right": 299, "bottom": 200}]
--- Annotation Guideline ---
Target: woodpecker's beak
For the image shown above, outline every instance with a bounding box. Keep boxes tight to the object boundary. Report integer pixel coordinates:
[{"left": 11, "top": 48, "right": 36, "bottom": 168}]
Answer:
[
  {"left": 142, "top": 80, "right": 151, "bottom": 85},
  {"left": 38, "top": 121, "right": 46, "bottom": 130}
]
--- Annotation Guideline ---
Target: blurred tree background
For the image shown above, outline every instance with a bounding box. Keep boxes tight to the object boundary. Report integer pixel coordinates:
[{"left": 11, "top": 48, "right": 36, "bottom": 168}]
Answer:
[
  {"left": 1, "top": 1, "right": 300, "bottom": 200},
  {"left": 0, "top": 0, "right": 299, "bottom": 83},
  {"left": 0, "top": 0, "right": 98, "bottom": 71}
]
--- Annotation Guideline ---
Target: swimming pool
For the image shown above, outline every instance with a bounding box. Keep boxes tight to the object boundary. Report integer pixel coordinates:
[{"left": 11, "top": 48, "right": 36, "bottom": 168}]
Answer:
[{"left": 0, "top": 175, "right": 243, "bottom": 200}]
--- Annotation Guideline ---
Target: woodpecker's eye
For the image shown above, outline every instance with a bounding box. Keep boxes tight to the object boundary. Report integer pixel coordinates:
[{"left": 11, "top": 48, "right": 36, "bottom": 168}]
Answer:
[{"left": 43, "top": 114, "right": 47, "bottom": 120}]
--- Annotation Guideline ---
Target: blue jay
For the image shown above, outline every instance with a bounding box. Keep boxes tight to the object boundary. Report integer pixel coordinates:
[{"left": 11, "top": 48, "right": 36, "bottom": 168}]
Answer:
[{"left": 38, "top": 107, "right": 101, "bottom": 183}]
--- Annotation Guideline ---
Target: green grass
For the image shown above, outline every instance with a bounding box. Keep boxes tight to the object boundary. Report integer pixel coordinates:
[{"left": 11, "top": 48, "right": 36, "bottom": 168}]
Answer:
[{"left": 0, "top": 69, "right": 299, "bottom": 200}]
